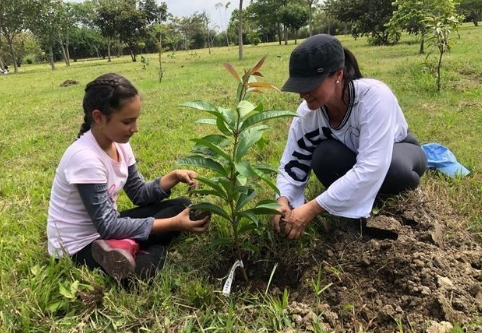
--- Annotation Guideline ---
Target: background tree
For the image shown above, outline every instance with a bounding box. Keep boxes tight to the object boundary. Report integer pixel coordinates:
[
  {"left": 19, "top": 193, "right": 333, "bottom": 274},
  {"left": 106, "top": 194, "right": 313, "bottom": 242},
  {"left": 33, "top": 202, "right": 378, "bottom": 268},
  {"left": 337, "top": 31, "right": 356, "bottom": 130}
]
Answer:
[
  {"left": 68, "top": 1, "right": 105, "bottom": 60},
  {"left": 304, "top": 0, "right": 318, "bottom": 36},
  {"left": 0, "top": 0, "right": 28, "bottom": 73},
  {"left": 280, "top": 3, "right": 309, "bottom": 44},
  {"left": 324, "top": 0, "right": 397, "bottom": 45},
  {"left": 425, "top": 15, "right": 462, "bottom": 91},
  {"left": 94, "top": 0, "right": 121, "bottom": 62},
  {"left": 27, "top": 0, "right": 65, "bottom": 70},
  {"left": 458, "top": 0, "right": 482, "bottom": 25},
  {"left": 247, "top": 0, "right": 283, "bottom": 44},
  {"left": 388, "top": 0, "right": 462, "bottom": 54},
  {"left": 55, "top": 2, "right": 76, "bottom": 66},
  {"left": 215, "top": 2, "right": 231, "bottom": 46},
  {"left": 311, "top": 5, "right": 350, "bottom": 35},
  {"left": 114, "top": 0, "right": 144, "bottom": 62},
  {"left": 238, "top": 0, "right": 244, "bottom": 60}
]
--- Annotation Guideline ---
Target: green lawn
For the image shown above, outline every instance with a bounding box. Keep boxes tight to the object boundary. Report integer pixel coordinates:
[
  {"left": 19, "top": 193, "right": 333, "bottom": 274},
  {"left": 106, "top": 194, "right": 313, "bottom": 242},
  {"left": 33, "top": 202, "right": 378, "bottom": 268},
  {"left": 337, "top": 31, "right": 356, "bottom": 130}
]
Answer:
[{"left": 0, "top": 24, "right": 481, "bottom": 332}]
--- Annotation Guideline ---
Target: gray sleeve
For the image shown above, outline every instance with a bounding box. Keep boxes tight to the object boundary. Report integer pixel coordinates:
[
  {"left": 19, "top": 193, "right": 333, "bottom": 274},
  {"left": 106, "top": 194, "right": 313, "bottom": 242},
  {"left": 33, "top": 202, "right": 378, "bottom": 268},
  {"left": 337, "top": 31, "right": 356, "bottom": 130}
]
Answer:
[
  {"left": 77, "top": 183, "right": 153, "bottom": 240},
  {"left": 123, "top": 164, "right": 171, "bottom": 206}
]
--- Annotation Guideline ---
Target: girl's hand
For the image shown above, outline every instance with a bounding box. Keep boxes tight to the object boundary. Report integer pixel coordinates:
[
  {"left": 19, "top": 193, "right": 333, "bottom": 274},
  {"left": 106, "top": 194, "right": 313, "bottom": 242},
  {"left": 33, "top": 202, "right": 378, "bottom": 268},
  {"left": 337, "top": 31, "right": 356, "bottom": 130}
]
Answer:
[
  {"left": 175, "top": 170, "right": 198, "bottom": 190},
  {"left": 175, "top": 207, "right": 209, "bottom": 234},
  {"left": 160, "top": 169, "right": 198, "bottom": 192}
]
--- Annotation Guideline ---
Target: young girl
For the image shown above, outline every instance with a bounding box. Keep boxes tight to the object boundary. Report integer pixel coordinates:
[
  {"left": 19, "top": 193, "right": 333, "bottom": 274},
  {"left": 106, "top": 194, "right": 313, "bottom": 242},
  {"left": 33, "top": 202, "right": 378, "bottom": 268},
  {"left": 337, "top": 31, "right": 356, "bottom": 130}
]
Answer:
[
  {"left": 47, "top": 73, "right": 209, "bottom": 281},
  {"left": 273, "top": 34, "right": 427, "bottom": 239}
]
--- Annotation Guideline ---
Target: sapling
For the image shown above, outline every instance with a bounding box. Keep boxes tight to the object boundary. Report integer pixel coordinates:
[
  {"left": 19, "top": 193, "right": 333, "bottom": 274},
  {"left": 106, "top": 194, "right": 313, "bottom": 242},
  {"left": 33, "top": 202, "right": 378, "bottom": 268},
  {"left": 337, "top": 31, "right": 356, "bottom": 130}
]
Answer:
[{"left": 176, "top": 56, "right": 297, "bottom": 287}]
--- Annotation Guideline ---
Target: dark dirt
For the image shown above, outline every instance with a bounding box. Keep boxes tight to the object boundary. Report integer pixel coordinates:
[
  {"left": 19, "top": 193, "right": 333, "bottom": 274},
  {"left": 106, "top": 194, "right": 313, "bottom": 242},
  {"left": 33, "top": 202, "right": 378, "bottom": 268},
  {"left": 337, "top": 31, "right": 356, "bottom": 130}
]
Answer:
[{"left": 215, "top": 189, "right": 482, "bottom": 332}]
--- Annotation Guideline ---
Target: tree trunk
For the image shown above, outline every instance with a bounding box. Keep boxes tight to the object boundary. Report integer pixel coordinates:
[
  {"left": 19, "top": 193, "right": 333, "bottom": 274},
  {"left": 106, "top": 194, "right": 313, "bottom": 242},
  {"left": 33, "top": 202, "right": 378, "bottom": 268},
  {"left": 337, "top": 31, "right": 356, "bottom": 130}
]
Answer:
[
  {"left": 107, "top": 39, "right": 112, "bottom": 62},
  {"left": 7, "top": 37, "right": 19, "bottom": 73},
  {"left": 284, "top": 25, "right": 288, "bottom": 45},
  {"left": 48, "top": 45, "right": 56, "bottom": 70},
  {"left": 308, "top": 6, "right": 313, "bottom": 36},
  {"left": 419, "top": 33, "right": 425, "bottom": 54},
  {"left": 238, "top": 0, "right": 243, "bottom": 60},
  {"left": 65, "top": 35, "right": 71, "bottom": 66},
  {"left": 59, "top": 41, "right": 69, "bottom": 66},
  {"left": 436, "top": 51, "right": 443, "bottom": 92},
  {"left": 277, "top": 23, "right": 282, "bottom": 45}
]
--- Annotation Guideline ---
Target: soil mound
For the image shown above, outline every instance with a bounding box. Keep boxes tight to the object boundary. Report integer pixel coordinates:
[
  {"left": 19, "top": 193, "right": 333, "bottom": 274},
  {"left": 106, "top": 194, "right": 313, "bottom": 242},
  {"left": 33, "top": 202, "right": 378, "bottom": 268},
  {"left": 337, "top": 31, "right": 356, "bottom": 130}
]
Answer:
[
  {"left": 281, "top": 189, "right": 482, "bottom": 332},
  {"left": 198, "top": 188, "right": 481, "bottom": 332}
]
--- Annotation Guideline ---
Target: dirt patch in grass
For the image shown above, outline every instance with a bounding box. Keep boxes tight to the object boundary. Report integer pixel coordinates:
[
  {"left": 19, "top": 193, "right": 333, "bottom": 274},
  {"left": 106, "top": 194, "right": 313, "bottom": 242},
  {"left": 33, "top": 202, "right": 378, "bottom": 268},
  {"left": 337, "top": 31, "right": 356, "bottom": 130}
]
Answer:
[{"left": 208, "top": 188, "right": 482, "bottom": 332}]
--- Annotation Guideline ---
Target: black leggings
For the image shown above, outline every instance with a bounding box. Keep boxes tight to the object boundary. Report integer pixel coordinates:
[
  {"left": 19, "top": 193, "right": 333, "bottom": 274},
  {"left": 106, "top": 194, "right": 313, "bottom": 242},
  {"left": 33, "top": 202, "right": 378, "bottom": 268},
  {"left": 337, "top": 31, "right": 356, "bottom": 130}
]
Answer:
[
  {"left": 72, "top": 197, "right": 191, "bottom": 281},
  {"left": 311, "top": 134, "right": 427, "bottom": 194}
]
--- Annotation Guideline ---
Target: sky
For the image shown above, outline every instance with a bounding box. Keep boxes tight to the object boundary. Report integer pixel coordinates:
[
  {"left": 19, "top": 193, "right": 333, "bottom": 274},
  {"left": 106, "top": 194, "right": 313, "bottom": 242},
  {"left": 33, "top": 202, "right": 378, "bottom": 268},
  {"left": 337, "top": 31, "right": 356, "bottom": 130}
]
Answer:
[
  {"left": 164, "top": 0, "right": 245, "bottom": 31},
  {"left": 65, "top": 0, "right": 246, "bottom": 31}
]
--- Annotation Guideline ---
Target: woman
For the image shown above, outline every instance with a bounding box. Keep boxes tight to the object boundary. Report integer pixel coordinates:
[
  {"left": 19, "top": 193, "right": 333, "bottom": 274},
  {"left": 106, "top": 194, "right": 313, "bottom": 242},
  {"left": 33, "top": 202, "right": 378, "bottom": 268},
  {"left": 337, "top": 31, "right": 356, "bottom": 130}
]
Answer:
[
  {"left": 47, "top": 73, "right": 209, "bottom": 281},
  {"left": 273, "top": 34, "right": 427, "bottom": 239}
]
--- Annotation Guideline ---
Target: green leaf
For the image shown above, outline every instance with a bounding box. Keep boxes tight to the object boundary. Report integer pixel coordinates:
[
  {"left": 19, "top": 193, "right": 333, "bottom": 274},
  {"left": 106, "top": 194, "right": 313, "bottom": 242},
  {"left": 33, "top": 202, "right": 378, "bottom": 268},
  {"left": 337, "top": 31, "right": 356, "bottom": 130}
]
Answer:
[
  {"left": 209, "top": 237, "right": 232, "bottom": 249},
  {"left": 235, "top": 125, "right": 268, "bottom": 162},
  {"left": 216, "top": 116, "right": 233, "bottom": 136},
  {"left": 179, "top": 100, "right": 217, "bottom": 112},
  {"left": 47, "top": 301, "right": 63, "bottom": 312},
  {"left": 236, "top": 211, "right": 259, "bottom": 225},
  {"left": 253, "top": 163, "right": 279, "bottom": 174},
  {"left": 244, "top": 207, "right": 281, "bottom": 215},
  {"left": 237, "top": 100, "right": 257, "bottom": 119},
  {"left": 189, "top": 189, "right": 226, "bottom": 198},
  {"left": 200, "top": 134, "right": 230, "bottom": 146},
  {"left": 195, "top": 176, "right": 229, "bottom": 198},
  {"left": 190, "top": 202, "right": 231, "bottom": 221},
  {"left": 236, "top": 187, "right": 256, "bottom": 211},
  {"left": 59, "top": 282, "right": 74, "bottom": 299},
  {"left": 242, "top": 201, "right": 281, "bottom": 216},
  {"left": 236, "top": 174, "right": 247, "bottom": 186},
  {"left": 240, "top": 242, "right": 259, "bottom": 254},
  {"left": 191, "top": 138, "right": 231, "bottom": 161},
  {"left": 218, "top": 107, "right": 236, "bottom": 128},
  {"left": 240, "top": 110, "right": 298, "bottom": 132},
  {"left": 238, "top": 220, "right": 259, "bottom": 234},
  {"left": 249, "top": 164, "right": 281, "bottom": 194},
  {"left": 176, "top": 156, "right": 228, "bottom": 177},
  {"left": 217, "top": 177, "right": 236, "bottom": 198},
  {"left": 235, "top": 161, "right": 257, "bottom": 178}
]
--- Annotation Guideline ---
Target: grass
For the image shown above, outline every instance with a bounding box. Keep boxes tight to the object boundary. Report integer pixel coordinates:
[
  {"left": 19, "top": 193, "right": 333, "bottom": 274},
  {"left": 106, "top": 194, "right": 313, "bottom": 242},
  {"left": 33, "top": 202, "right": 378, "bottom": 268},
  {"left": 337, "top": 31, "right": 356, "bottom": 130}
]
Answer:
[{"left": 0, "top": 24, "right": 481, "bottom": 332}]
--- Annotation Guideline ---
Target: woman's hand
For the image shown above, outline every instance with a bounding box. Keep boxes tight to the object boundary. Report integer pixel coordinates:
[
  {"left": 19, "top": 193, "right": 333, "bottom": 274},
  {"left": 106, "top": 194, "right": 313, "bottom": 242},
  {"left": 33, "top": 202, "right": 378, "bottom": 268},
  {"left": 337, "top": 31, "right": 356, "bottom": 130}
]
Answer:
[
  {"left": 272, "top": 196, "right": 292, "bottom": 234},
  {"left": 277, "top": 200, "right": 325, "bottom": 239},
  {"left": 160, "top": 169, "right": 198, "bottom": 192}
]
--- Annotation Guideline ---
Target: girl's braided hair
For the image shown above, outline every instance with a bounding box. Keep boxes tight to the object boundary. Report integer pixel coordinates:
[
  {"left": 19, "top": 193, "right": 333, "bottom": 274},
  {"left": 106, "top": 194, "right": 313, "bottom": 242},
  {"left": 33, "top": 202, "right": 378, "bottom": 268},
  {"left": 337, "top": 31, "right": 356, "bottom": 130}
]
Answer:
[{"left": 78, "top": 73, "right": 138, "bottom": 138}]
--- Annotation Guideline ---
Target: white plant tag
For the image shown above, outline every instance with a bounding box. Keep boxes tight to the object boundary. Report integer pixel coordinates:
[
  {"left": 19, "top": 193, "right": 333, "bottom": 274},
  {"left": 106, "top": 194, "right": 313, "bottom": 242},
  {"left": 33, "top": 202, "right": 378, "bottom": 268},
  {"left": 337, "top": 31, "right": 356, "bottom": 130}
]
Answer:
[{"left": 222, "top": 260, "right": 244, "bottom": 296}]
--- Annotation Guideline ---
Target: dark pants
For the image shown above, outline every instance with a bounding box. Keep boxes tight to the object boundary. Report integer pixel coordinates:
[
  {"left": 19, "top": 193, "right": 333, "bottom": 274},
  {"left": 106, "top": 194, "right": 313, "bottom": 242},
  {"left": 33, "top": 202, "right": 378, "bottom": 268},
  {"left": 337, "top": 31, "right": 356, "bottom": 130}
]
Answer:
[
  {"left": 311, "top": 133, "right": 427, "bottom": 195},
  {"left": 72, "top": 197, "right": 190, "bottom": 281}
]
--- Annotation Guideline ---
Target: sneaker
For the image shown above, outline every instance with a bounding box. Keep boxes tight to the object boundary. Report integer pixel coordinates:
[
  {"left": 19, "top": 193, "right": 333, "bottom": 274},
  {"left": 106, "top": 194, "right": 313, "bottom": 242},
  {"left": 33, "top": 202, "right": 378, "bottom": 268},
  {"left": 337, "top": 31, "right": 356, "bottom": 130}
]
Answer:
[{"left": 91, "top": 239, "right": 139, "bottom": 280}]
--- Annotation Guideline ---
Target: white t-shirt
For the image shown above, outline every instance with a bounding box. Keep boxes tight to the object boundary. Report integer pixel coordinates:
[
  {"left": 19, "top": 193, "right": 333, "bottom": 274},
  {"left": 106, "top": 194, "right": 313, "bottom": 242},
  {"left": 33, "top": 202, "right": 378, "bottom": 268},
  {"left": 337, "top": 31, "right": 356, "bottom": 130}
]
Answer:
[
  {"left": 277, "top": 78, "right": 408, "bottom": 218},
  {"left": 47, "top": 130, "right": 136, "bottom": 257}
]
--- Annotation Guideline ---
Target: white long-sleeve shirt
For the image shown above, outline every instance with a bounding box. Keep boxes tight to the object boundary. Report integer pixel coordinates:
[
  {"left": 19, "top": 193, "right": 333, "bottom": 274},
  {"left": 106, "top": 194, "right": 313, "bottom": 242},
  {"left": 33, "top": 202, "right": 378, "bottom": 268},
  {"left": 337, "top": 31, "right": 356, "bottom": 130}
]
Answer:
[{"left": 276, "top": 78, "right": 408, "bottom": 218}]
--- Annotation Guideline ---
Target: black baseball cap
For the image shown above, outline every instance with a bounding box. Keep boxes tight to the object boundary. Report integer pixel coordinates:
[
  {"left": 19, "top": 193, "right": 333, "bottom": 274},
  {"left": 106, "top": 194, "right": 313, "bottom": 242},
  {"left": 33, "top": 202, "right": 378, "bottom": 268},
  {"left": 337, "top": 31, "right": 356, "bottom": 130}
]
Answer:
[{"left": 281, "top": 34, "right": 345, "bottom": 93}]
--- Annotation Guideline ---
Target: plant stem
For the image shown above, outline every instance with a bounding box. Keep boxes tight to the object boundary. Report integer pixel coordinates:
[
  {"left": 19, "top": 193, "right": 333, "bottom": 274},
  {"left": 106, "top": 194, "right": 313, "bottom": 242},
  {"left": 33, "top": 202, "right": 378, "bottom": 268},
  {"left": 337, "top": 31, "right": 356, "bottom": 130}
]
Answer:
[
  {"left": 229, "top": 97, "right": 248, "bottom": 282},
  {"left": 233, "top": 222, "right": 249, "bottom": 282}
]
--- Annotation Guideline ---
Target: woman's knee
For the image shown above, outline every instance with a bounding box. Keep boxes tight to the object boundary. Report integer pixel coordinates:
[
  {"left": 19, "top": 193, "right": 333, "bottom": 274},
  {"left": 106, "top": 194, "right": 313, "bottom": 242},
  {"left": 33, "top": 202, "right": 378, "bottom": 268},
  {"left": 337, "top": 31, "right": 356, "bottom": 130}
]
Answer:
[
  {"left": 381, "top": 167, "right": 421, "bottom": 194},
  {"left": 311, "top": 140, "right": 356, "bottom": 186}
]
